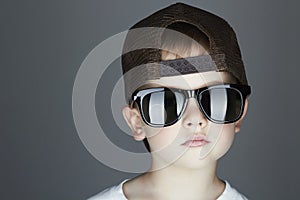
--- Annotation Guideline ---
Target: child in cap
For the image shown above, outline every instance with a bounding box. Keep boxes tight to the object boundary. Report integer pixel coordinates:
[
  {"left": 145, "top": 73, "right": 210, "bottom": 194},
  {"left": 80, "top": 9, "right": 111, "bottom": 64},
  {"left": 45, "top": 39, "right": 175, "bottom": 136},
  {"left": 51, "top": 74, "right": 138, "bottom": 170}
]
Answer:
[{"left": 89, "top": 2, "right": 251, "bottom": 200}]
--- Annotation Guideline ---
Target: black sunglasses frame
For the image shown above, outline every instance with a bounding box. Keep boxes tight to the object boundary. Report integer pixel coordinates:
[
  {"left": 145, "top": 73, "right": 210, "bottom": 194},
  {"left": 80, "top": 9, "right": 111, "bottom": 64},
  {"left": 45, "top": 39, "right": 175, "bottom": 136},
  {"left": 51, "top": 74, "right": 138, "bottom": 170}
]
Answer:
[{"left": 129, "top": 84, "right": 251, "bottom": 127}]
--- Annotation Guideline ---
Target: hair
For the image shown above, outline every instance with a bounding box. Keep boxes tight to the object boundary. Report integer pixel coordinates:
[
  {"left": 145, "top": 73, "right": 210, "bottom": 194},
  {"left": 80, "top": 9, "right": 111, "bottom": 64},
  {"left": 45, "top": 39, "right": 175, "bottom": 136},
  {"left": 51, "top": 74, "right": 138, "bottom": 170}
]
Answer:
[{"left": 160, "top": 21, "right": 210, "bottom": 59}]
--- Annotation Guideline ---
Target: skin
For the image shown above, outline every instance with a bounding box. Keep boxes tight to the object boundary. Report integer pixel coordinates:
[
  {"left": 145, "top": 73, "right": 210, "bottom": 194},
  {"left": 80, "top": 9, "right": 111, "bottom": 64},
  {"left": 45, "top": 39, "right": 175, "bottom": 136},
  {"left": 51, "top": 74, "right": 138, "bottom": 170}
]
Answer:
[{"left": 121, "top": 48, "right": 249, "bottom": 199}]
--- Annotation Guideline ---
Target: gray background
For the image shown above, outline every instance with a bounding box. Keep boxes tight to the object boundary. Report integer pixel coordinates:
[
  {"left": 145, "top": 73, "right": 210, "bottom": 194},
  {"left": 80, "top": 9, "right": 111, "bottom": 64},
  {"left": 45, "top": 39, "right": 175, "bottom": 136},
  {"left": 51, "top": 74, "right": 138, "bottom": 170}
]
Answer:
[{"left": 1, "top": 0, "right": 299, "bottom": 199}]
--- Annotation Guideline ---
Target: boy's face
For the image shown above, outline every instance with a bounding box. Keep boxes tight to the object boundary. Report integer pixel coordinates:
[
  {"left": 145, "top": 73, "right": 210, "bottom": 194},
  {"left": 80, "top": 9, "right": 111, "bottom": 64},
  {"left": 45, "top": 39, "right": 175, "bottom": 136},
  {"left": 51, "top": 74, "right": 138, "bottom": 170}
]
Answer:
[{"left": 122, "top": 71, "right": 248, "bottom": 170}]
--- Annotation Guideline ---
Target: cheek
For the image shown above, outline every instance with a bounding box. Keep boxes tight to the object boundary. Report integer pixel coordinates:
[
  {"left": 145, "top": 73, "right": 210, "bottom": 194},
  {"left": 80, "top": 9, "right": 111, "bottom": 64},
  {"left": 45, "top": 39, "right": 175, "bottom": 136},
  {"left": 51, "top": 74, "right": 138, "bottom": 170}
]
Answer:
[
  {"left": 212, "top": 124, "right": 236, "bottom": 159},
  {"left": 145, "top": 125, "right": 180, "bottom": 151}
]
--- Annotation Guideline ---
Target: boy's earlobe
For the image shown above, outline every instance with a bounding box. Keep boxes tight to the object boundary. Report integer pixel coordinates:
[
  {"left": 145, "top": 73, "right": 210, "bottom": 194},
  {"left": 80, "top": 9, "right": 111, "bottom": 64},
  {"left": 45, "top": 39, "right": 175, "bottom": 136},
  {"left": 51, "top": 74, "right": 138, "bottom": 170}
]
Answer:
[
  {"left": 122, "top": 106, "right": 146, "bottom": 141},
  {"left": 234, "top": 98, "right": 249, "bottom": 133}
]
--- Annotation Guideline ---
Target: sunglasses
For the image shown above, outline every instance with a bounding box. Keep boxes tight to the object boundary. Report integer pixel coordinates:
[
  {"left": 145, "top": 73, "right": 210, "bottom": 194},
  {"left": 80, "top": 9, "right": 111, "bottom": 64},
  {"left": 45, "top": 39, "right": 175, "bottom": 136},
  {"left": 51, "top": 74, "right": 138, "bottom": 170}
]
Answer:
[{"left": 129, "top": 84, "right": 251, "bottom": 127}]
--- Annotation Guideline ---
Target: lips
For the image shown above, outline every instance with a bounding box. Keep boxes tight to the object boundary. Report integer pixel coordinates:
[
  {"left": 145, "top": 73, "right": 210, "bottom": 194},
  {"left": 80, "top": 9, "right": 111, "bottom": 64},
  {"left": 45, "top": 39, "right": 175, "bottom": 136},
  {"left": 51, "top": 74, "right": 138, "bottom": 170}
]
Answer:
[{"left": 181, "top": 135, "right": 210, "bottom": 148}]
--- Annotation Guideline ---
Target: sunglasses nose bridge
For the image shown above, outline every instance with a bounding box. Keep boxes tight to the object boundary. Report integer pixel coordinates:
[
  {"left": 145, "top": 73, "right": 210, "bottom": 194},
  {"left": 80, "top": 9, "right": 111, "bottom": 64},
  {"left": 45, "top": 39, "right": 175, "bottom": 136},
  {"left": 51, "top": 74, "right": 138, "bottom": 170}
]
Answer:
[
  {"left": 185, "top": 90, "right": 201, "bottom": 110},
  {"left": 186, "top": 90, "right": 196, "bottom": 99}
]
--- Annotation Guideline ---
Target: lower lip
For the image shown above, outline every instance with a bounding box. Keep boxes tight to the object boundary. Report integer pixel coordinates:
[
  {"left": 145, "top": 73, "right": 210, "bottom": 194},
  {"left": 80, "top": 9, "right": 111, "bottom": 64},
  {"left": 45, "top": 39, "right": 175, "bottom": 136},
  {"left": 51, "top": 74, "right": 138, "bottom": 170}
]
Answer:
[{"left": 181, "top": 140, "right": 210, "bottom": 148}]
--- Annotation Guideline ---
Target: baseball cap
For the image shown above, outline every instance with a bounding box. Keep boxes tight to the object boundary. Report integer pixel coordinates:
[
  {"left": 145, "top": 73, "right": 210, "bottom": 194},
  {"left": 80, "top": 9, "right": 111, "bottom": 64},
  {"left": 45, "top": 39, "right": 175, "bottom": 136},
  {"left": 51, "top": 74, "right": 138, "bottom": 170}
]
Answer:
[{"left": 121, "top": 2, "right": 248, "bottom": 103}]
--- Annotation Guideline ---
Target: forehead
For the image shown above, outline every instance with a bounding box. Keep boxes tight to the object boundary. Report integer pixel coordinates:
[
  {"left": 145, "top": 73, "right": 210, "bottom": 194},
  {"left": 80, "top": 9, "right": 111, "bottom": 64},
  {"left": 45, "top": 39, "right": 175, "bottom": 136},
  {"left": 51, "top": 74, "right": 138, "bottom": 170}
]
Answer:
[{"left": 140, "top": 71, "right": 232, "bottom": 90}]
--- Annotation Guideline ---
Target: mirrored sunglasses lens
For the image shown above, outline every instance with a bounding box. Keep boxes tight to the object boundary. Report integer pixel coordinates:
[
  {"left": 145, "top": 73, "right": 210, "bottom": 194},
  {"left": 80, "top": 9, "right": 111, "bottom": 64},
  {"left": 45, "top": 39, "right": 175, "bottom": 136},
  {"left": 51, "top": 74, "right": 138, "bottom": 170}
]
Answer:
[
  {"left": 199, "top": 88, "right": 242, "bottom": 122},
  {"left": 141, "top": 89, "right": 185, "bottom": 126}
]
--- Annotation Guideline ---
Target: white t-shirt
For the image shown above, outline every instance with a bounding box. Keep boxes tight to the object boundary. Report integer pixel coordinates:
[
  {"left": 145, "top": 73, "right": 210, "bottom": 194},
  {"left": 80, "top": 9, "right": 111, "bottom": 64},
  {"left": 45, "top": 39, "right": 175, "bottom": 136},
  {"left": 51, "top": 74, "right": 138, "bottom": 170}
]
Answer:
[{"left": 87, "top": 179, "right": 248, "bottom": 200}]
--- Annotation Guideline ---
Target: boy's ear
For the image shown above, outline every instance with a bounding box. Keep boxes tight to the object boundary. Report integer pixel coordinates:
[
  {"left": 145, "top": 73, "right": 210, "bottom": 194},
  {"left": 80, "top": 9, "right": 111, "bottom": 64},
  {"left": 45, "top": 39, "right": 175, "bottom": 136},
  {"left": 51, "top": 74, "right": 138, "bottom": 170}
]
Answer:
[
  {"left": 234, "top": 98, "right": 249, "bottom": 133},
  {"left": 122, "top": 106, "right": 146, "bottom": 141}
]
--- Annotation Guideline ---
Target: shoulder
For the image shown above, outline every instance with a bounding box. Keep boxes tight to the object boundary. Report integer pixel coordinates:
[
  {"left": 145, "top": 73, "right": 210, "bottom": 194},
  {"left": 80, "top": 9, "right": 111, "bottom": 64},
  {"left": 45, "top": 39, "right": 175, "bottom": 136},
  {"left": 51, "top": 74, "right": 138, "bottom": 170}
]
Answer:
[
  {"left": 217, "top": 180, "right": 249, "bottom": 200},
  {"left": 87, "top": 179, "right": 129, "bottom": 200}
]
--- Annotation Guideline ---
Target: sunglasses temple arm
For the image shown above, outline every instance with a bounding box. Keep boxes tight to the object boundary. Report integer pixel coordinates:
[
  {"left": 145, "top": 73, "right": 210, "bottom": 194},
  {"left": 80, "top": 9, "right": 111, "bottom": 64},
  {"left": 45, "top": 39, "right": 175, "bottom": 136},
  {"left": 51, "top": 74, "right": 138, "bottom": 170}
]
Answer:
[{"left": 129, "top": 95, "right": 139, "bottom": 107}]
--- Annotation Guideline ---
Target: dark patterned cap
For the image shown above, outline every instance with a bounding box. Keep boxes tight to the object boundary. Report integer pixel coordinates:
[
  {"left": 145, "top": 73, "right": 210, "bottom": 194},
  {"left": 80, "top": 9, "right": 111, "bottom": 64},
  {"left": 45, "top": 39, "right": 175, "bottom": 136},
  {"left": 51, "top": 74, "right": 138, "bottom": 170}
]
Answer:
[{"left": 121, "top": 2, "right": 248, "bottom": 103}]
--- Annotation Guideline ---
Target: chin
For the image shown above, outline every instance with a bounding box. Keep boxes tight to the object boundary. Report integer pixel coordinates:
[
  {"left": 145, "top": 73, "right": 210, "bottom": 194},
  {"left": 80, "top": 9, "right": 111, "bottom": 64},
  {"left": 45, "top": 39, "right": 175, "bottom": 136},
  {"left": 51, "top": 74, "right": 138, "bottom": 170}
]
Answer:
[{"left": 166, "top": 148, "right": 220, "bottom": 169}]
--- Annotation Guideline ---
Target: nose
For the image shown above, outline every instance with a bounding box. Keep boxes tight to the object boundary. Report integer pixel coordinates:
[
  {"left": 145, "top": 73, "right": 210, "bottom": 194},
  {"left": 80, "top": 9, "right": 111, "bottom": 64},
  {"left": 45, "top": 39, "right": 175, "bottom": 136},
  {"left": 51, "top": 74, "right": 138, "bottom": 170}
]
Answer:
[{"left": 182, "top": 98, "right": 208, "bottom": 130}]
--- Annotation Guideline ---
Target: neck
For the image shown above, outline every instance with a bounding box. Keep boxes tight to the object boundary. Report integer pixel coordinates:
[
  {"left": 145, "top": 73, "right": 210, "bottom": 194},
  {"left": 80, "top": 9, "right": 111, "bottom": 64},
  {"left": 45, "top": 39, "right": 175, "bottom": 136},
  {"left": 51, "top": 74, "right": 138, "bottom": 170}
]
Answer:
[{"left": 144, "top": 160, "right": 224, "bottom": 200}]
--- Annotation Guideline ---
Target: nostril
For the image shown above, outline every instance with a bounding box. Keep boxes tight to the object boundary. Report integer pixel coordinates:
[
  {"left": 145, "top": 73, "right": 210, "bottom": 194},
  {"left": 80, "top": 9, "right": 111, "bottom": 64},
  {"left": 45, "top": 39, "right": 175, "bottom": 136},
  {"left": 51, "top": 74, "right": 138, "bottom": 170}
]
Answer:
[{"left": 186, "top": 122, "right": 202, "bottom": 126}]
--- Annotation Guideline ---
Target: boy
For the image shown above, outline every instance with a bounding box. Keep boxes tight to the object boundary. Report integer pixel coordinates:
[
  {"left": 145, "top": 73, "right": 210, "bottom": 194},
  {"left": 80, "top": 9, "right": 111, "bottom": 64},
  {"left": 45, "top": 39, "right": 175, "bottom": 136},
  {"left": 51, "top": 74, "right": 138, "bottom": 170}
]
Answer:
[{"left": 89, "top": 2, "right": 251, "bottom": 200}]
